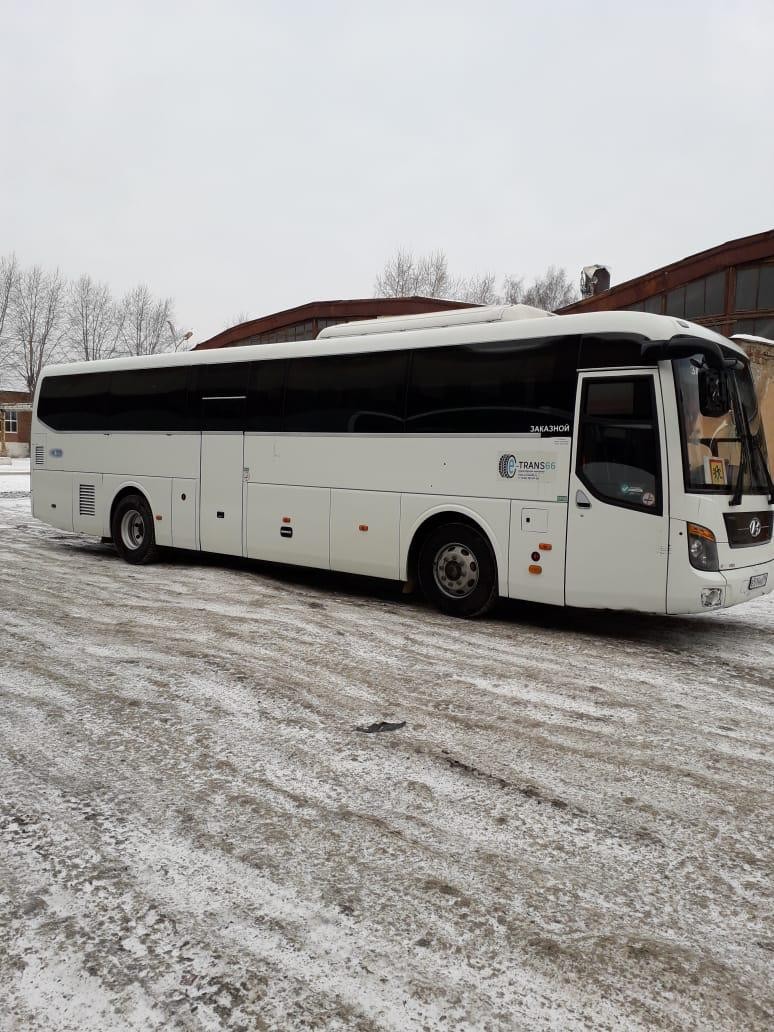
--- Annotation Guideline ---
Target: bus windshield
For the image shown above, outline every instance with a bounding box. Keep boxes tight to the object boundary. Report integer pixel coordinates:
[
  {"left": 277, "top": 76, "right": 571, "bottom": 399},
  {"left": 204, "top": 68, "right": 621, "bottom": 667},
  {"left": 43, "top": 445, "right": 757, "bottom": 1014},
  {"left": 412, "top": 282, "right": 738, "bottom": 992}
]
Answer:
[{"left": 675, "top": 357, "right": 771, "bottom": 494}]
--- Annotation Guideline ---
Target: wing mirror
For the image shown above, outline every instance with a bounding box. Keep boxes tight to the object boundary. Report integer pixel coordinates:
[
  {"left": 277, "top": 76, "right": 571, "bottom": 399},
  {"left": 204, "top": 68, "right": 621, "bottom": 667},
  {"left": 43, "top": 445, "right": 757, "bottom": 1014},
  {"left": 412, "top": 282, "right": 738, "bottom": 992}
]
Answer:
[{"left": 698, "top": 366, "right": 731, "bottom": 417}]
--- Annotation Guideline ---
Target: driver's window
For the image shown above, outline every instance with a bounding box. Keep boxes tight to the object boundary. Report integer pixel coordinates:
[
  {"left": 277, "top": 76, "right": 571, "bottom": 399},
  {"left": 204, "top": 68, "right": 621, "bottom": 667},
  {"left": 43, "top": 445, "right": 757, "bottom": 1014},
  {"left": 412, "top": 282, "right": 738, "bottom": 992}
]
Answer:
[{"left": 577, "top": 377, "right": 662, "bottom": 514}]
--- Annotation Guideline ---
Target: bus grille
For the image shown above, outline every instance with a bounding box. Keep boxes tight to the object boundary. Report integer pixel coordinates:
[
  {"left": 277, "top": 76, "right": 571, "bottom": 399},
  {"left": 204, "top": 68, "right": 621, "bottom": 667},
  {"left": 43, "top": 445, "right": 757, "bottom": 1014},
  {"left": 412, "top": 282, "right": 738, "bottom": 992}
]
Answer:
[
  {"left": 78, "top": 484, "right": 96, "bottom": 517},
  {"left": 35, "top": 446, "right": 44, "bottom": 465},
  {"left": 723, "top": 511, "right": 773, "bottom": 548}
]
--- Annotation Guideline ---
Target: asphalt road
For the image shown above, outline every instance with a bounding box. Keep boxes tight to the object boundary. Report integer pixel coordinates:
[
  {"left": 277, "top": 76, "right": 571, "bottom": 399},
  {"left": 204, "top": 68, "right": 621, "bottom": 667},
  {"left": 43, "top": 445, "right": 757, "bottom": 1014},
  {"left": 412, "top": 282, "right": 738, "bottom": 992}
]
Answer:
[{"left": 1, "top": 492, "right": 772, "bottom": 1031}]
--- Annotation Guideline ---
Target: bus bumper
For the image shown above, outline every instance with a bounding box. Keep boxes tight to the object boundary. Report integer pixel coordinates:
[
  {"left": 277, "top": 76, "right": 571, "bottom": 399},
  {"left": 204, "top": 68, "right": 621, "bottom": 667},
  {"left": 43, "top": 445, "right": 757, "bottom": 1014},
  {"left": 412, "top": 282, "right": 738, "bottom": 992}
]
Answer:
[
  {"left": 668, "top": 557, "right": 774, "bottom": 614},
  {"left": 718, "top": 558, "right": 774, "bottom": 610}
]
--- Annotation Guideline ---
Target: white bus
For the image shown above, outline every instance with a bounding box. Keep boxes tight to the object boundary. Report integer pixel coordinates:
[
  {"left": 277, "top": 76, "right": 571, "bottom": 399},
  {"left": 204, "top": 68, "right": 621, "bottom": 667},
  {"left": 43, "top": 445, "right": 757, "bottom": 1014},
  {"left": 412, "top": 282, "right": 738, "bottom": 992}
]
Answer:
[{"left": 30, "top": 306, "right": 774, "bottom": 617}]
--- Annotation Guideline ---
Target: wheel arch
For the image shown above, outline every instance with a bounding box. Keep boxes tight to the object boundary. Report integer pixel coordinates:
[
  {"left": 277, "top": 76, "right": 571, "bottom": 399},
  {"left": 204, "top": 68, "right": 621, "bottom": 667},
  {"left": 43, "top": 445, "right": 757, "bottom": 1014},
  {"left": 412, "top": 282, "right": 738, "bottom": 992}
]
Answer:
[
  {"left": 108, "top": 483, "right": 151, "bottom": 537},
  {"left": 403, "top": 506, "right": 504, "bottom": 594}
]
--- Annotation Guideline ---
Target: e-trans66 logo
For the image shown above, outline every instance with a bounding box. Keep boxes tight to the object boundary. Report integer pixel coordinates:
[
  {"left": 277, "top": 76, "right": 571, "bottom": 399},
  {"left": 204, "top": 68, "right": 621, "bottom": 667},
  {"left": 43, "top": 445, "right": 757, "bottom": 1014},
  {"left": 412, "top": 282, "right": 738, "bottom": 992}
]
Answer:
[{"left": 499, "top": 454, "right": 518, "bottom": 478}]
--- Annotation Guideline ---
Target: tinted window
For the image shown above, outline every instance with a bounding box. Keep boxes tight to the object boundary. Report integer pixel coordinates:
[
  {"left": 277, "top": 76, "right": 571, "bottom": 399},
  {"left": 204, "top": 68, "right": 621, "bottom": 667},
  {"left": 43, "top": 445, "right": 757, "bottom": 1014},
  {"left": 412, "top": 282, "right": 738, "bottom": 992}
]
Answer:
[
  {"left": 38, "top": 372, "right": 110, "bottom": 431},
  {"left": 193, "top": 362, "right": 251, "bottom": 431},
  {"left": 406, "top": 338, "right": 578, "bottom": 434},
  {"left": 110, "top": 366, "right": 191, "bottom": 431},
  {"left": 577, "top": 376, "right": 661, "bottom": 514},
  {"left": 284, "top": 351, "right": 408, "bottom": 432},
  {"left": 578, "top": 334, "right": 646, "bottom": 369},
  {"left": 246, "top": 360, "right": 286, "bottom": 432}
]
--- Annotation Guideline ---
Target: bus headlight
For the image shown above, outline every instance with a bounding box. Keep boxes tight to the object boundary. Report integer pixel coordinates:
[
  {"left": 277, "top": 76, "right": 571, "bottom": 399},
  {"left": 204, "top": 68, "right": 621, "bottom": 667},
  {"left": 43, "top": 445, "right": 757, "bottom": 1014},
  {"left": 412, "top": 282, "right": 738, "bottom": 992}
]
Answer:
[{"left": 687, "top": 523, "right": 719, "bottom": 572}]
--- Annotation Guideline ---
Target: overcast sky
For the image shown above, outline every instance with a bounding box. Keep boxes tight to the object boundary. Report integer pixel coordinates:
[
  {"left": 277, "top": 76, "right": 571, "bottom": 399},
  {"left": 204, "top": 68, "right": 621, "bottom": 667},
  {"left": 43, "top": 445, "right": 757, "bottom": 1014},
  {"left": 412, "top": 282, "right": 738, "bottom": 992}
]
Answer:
[{"left": 2, "top": 0, "right": 773, "bottom": 343}]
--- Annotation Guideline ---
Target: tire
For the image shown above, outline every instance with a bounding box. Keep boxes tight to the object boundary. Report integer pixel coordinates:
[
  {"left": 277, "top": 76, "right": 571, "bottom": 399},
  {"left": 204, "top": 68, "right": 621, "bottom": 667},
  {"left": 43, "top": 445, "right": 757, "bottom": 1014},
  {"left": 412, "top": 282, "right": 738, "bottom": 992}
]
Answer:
[
  {"left": 111, "top": 493, "right": 159, "bottom": 565},
  {"left": 417, "top": 522, "right": 498, "bottom": 618}
]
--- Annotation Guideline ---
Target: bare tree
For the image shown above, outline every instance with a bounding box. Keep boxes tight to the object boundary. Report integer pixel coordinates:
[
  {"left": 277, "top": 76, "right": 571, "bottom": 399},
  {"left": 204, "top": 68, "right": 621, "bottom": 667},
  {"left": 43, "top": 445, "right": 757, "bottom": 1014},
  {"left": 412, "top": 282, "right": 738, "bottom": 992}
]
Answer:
[
  {"left": 375, "top": 249, "right": 579, "bottom": 311},
  {"left": 0, "top": 254, "right": 20, "bottom": 387},
  {"left": 457, "top": 272, "right": 498, "bottom": 305},
  {"left": 500, "top": 274, "right": 524, "bottom": 305},
  {"left": 375, "top": 248, "right": 455, "bottom": 299},
  {"left": 226, "top": 311, "right": 252, "bottom": 329},
  {"left": 520, "top": 265, "right": 579, "bottom": 311},
  {"left": 118, "top": 284, "right": 176, "bottom": 356},
  {"left": 0, "top": 254, "right": 19, "bottom": 340},
  {"left": 67, "top": 274, "right": 122, "bottom": 362},
  {"left": 10, "top": 265, "right": 66, "bottom": 394}
]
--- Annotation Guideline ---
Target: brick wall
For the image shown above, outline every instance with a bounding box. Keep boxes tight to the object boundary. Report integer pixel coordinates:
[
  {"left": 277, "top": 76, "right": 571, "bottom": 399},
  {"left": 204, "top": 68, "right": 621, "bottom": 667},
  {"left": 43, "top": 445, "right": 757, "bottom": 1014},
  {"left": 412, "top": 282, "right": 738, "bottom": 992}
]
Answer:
[{"left": 0, "top": 391, "right": 31, "bottom": 457}]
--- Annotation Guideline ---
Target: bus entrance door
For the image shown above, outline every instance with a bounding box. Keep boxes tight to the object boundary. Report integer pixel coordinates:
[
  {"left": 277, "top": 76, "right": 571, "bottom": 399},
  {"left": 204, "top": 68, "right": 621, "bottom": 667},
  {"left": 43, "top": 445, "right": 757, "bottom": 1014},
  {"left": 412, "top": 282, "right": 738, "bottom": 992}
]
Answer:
[
  {"left": 199, "top": 434, "right": 245, "bottom": 556},
  {"left": 565, "top": 370, "right": 669, "bottom": 612}
]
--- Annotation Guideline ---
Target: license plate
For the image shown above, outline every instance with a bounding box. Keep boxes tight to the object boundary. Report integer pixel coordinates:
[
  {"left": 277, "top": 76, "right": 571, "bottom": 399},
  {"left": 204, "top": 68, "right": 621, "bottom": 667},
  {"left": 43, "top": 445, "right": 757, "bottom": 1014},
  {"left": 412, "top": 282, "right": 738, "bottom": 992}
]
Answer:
[{"left": 749, "top": 573, "right": 768, "bottom": 590}]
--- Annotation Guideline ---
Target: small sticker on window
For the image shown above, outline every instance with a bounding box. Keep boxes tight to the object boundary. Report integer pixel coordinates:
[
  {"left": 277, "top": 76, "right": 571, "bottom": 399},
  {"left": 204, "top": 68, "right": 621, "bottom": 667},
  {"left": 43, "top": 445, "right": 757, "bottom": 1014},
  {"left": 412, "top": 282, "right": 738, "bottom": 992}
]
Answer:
[
  {"left": 704, "top": 457, "right": 727, "bottom": 486},
  {"left": 642, "top": 492, "right": 656, "bottom": 507}
]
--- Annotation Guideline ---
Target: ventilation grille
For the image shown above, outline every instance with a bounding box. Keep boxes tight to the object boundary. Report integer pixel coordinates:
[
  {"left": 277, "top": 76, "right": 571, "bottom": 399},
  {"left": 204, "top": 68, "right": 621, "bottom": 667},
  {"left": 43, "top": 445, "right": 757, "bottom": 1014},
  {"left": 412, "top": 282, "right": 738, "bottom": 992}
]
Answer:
[
  {"left": 78, "top": 484, "right": 96, "bottom": 517},
  {"left": 35, "top": 446, "right": 44, "bottom": 465}
]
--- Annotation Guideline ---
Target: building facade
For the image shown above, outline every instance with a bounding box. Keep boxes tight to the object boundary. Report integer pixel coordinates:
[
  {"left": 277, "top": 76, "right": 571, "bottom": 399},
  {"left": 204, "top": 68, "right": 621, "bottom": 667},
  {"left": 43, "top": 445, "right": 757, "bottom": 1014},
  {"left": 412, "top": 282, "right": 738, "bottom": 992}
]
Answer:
[
  {"left": 561, "top": 230, "right": 774, "bottom": 339},
  {"left": 0, "top": 391, "right": 32, "bottom": 457},
  {"left": 194, "top": 297, "right": 477, "bottom": 351}
]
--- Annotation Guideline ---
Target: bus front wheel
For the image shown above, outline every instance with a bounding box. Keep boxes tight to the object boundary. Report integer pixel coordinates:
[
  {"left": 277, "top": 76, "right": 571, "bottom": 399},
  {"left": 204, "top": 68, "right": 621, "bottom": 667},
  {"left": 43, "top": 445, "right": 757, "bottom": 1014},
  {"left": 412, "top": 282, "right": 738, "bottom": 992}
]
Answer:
[
  {"left": 111, "top": 493, "right": 159, "bottom": 565},
  {"left": 417, "top": 523, "right": 498, "bottom": 618}
]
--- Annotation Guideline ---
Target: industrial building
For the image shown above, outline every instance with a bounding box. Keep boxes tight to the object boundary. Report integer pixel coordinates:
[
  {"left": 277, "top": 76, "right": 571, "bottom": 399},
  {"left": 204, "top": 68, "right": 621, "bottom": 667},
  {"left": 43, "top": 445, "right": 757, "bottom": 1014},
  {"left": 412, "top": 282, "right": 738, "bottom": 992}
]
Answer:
[{"left": 561, "top": 229, "right": 774, "bottom": 339}]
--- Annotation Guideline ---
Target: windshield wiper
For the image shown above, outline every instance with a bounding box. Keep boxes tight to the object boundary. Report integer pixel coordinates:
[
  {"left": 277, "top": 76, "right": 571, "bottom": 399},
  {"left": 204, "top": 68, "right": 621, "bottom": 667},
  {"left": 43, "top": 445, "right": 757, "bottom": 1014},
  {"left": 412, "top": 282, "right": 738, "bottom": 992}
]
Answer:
[{"left": 728, "top": 375, "right": 774, "bottom": 506}]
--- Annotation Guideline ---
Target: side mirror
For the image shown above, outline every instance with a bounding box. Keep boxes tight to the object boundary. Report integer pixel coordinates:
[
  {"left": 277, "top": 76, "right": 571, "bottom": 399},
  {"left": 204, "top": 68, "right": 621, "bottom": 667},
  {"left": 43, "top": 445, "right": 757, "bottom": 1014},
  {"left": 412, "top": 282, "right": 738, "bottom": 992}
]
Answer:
[{"left": 698, "top": 367, "right": 730, "bottom": 417}]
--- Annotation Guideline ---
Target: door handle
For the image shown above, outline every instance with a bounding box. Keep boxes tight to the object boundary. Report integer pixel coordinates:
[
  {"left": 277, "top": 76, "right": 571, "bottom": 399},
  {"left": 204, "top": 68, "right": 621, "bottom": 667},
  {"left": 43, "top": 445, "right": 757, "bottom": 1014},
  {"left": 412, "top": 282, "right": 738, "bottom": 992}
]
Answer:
[{"left": 575, "top": 490, "right": 591, "bottom": 509}]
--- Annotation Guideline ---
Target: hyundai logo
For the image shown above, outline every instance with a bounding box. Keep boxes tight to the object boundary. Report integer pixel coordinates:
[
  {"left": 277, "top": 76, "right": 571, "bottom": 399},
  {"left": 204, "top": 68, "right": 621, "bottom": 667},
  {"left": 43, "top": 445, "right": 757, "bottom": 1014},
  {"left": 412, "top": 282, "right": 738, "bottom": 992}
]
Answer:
[{"left": 749, "top": 517, "right": 763, "bottom": 538}]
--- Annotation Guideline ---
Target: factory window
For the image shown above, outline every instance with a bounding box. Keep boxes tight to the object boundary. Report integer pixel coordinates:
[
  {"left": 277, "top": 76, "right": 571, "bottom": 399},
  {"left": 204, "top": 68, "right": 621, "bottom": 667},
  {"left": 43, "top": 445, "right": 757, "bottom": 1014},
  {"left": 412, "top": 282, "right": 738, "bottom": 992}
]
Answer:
[
  {"left": 666, "top": 286, "right": 685, "bottom": 317},
  {"left": 733, "top": 317, "right": 774, "bottom": 339},
  {"left": 735, "top": 264, "right": 774, "bottom": 312},
  {"left": 668, "top": 273, "right": 725, "bottom": 320},
  {"left": 2, "top": 410, "right": 18, "bottom": 434}
]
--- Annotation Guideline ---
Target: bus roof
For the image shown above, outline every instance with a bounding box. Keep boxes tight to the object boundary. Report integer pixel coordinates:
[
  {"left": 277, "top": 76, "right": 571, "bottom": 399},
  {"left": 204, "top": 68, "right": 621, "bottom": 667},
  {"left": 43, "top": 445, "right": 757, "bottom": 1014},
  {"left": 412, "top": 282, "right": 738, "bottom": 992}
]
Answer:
[{"left": 40, "top": 308, "right": 747, "bottom": 378}]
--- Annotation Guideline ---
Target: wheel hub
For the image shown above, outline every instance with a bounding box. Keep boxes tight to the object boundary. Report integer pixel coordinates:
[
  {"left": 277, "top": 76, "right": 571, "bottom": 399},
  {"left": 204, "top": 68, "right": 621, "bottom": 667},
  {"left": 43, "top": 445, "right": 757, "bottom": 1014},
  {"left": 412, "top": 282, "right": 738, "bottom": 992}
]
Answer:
[
  {"left": 120, "top": 509, "right": 145, "bottom": 551},
  {"left": 433, "top": 543, "right": 479, "bottom": 599}
]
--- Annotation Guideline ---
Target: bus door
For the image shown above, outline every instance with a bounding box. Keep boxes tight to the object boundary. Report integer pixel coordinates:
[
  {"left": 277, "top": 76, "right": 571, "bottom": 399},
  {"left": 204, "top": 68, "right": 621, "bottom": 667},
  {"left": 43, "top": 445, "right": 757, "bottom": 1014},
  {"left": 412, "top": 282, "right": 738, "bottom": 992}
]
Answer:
[
  {"left": 195, "top": 363, "right": 250, "bottom": 557},
  {"left": 565, "top": 370, "right": 670, "bottom": 612}
]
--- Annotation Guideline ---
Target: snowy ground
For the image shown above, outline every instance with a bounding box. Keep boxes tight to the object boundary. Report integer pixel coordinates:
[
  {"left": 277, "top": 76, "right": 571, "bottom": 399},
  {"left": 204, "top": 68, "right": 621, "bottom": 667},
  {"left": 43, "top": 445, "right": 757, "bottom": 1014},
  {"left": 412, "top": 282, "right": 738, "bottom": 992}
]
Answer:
[
  {"left": 1, "top": 488, "right": 773, "bottom": 1031},
  {"left": 0, "top": 456, "right": 30, "bottom": 498}
]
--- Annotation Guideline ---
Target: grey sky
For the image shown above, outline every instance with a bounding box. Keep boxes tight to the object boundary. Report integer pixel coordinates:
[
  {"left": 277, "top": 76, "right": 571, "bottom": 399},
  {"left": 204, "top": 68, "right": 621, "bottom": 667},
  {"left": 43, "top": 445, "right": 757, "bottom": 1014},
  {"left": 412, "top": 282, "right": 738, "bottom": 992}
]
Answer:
[{"left": 2, "top": 0, "right": 773, "bottom": 343}]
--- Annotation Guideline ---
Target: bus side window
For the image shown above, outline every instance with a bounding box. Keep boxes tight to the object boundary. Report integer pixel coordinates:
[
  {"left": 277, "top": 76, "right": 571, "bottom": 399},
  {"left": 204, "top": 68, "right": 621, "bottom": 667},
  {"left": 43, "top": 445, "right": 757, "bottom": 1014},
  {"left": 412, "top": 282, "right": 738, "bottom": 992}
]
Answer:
[
  {"left": 245, "top": 360, "right": 286, "bottom": 432},
  {"left": 577, "top": 377, "right": 662, "bottom": 515},
  {"left": 283, "top": 351, "right": 407, "bottom": 433},
  {"left": 38, "top": 372, "right": 110, "bottom": 431},
  {"left": 194, "top": 362, "right": 252, "bottom": 431}
]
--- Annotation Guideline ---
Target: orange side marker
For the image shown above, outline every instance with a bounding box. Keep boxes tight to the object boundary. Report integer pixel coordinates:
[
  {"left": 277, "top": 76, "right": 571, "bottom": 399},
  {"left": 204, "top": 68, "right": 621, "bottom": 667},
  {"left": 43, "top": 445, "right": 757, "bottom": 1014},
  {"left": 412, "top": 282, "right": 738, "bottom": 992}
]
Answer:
[
  {"left": 528, "top": 565, "right": 542, "bottom": 575},
  {"left": 539, "top": 542, "right": 552, "bottom": 551}
]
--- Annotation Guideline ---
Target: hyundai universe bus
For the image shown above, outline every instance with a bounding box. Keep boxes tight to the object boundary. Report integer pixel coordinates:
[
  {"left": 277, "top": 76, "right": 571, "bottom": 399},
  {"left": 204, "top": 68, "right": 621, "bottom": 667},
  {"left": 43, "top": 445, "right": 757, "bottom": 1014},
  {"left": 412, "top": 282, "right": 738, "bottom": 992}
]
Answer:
[{"left": 30, "top": 306, "right": 774, "bottom": 617}]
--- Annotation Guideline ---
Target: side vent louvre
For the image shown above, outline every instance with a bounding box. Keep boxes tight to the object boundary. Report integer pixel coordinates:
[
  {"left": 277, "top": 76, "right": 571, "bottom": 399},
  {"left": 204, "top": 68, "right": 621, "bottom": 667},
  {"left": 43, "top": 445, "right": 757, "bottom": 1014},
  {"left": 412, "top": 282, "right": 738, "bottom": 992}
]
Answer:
[
  {"left": 35, "top": 446, "right": 44, "bottom": 465},
  {"left": 78, "top": 484, "right": 96, "bottom": 517}
]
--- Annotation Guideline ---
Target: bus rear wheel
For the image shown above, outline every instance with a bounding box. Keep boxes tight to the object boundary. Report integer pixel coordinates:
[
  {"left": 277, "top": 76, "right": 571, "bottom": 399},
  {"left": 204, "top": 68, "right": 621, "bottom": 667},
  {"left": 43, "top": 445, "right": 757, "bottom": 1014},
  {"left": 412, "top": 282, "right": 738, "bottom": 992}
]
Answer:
[
  {"left": 418, "top": 523, "right": 498, "bottom": 618},
  {"left": 111, "top": 493, "right": 159, "bottom": 565}
]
